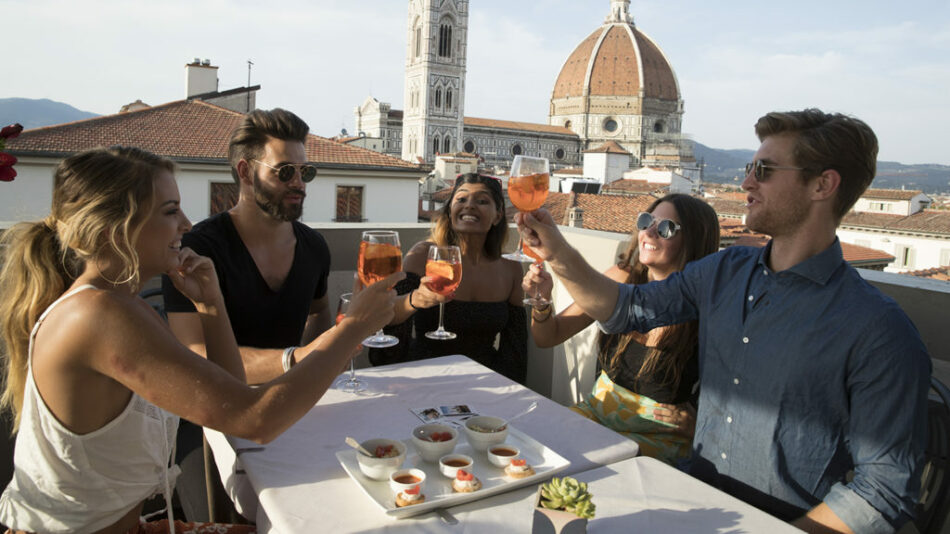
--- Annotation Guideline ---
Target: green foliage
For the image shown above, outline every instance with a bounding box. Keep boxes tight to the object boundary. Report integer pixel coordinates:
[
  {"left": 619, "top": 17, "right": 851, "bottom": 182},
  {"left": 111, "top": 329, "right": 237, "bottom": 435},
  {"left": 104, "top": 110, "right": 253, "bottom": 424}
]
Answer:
[{"left": 540, "top": 476, "right": 595, "bottom": 519}]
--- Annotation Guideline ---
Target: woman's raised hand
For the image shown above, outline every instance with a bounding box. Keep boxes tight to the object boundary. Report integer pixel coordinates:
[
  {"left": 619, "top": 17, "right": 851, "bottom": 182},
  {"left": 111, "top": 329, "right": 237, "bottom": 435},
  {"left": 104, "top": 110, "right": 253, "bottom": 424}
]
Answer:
[
  {"left": 411, "top": 280, "right": 454, "bottom": 309},
  {"left": 166, "top": 247, "right": 221, "bottom": 306},
  {"left": 521, "top": 263, "right": 553, "bottom": 302}
]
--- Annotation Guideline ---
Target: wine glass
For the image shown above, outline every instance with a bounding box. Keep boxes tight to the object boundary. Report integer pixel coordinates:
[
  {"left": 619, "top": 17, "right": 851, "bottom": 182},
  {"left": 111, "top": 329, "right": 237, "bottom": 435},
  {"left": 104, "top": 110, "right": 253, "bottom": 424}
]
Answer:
[
  {"left": 424, "top": 245, "right": 462, "bottom": 340},
  {"left": 521, "top": 241, "right": 550, "bottom": 307},
  {"left": 502, "top": 155, "right": 550, "bottom": 262},
  {"left": 334, "top": 292, "right": 367, "bottom": 393},
  {"left": 357, "top": 230, "right": 402, "bottom": 348}
]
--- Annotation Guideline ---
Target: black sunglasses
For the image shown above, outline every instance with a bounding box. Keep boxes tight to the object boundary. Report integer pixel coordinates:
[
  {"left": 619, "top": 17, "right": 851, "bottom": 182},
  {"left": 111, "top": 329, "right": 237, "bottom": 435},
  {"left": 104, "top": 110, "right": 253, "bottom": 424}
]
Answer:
[
  {"left": 636, "top": 212, "right": 681, "bottom": 239},
  {"left": 744, "top": 160, "right": 808, "bottom": 183},
  {"left": 253, "top": 160, "right": 317, "bottom": 183}
]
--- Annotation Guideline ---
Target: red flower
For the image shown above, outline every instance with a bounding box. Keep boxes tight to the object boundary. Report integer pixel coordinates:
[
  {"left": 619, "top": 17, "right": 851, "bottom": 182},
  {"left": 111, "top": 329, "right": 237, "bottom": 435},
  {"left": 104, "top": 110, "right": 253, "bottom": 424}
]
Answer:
[{"left": 0, "top": 123, "right": 23, "bottom": 140}]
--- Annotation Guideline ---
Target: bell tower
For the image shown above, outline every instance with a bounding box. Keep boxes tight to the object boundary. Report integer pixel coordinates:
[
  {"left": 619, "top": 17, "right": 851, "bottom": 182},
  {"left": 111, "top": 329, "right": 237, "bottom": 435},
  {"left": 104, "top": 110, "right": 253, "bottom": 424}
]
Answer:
[{"left": 401, "top": 0, "right": 468, "bottom": 163}]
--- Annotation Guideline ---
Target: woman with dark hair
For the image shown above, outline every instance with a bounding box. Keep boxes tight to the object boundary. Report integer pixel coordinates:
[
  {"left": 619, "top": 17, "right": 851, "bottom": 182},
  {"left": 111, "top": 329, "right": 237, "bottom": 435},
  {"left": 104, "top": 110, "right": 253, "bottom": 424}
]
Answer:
[
  {"left": 522, "top": 194, "right": 720, "bottom": 463},
  {"left": 369, "top": 173, "right": 527, "bottom": 383}
]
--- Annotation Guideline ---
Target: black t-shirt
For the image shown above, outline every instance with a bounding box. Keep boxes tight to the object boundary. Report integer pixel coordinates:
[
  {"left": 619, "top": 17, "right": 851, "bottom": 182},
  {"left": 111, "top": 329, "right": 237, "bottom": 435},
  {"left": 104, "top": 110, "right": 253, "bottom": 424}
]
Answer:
[
  {"left": 161, "top": 212, "right": 330, "bottom": 349},
  {"left": 599, "top": 336, "right": 698, "bottom": 405}
]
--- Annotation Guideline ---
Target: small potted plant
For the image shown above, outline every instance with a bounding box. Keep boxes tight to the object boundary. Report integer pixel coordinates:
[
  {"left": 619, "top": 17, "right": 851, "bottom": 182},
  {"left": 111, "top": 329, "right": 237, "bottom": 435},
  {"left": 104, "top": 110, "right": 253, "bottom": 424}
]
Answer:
[{"left": 532, "top": 476, "right": 595, "bottom": 534}]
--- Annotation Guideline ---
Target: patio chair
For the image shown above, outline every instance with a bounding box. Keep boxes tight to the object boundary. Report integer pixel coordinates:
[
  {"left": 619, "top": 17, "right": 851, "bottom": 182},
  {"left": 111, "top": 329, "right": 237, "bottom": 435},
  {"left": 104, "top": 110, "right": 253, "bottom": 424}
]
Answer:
[{"left": 914, "top": 375, "right": 950, "bottom": 534}]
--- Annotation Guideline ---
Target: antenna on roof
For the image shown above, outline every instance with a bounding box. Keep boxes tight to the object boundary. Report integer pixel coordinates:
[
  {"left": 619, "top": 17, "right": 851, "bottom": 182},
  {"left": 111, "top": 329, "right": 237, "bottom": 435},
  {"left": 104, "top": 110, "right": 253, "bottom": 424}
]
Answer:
[{"left": 246, "top": 59, "right": 254, "bottom": 113}]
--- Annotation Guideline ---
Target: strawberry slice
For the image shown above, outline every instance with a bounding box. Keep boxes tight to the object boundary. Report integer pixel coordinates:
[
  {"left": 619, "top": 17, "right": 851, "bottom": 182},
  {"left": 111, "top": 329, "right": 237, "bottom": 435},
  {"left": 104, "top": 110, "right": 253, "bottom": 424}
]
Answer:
[
  {"left": 404, "top": 485, "right": 421, "bottom": 495},
  {"left": 456, "top": 469, "right": 474, "bottom": 481},
  {"left": 511, "top": 459, "right": 526, "bottom": 467}
]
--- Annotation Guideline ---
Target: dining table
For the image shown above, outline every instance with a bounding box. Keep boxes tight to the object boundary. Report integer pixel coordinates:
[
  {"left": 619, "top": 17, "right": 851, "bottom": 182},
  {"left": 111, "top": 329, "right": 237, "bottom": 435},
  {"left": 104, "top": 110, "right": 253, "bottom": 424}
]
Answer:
[
  {"left": 205, "top": 354, "right": 797, "bottom": 532},
  {"left": 205, "top": 354, "right": 641, "bottom": 531}
]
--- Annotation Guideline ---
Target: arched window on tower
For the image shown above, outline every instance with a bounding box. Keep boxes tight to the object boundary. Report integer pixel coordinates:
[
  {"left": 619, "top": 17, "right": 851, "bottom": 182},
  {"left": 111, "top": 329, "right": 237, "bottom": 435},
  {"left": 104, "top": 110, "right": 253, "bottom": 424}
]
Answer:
[
  {"left": 413, "top": 24, "right": 422, "bottom": 58},
  {"left": 444, "top": 136, "right": 452, "bottom": 153},
  {"left": 433, "top": 136, "right": 441, "bottom": 155},
  {"left": 653, "top": 120, "right": 666, "bottom": 133},
  {"left": 439, "top": 24, "right": 453, "bottom": 57},
  {"left": 446, "top": 89, "right": 453, "bottom": 110},
  {"left": 435, "top": 88, "right": 442, "bottom": 109}
]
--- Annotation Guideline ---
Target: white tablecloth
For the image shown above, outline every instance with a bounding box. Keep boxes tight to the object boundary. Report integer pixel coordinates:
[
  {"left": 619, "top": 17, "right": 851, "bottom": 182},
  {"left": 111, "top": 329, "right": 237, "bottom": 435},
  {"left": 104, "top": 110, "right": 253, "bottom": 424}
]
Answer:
[
  {"left": 206, "top": 355, "right": 639, "bottom": 532},
  {"left": 443, "top": 456, "right": 802, "bottom": 533}
]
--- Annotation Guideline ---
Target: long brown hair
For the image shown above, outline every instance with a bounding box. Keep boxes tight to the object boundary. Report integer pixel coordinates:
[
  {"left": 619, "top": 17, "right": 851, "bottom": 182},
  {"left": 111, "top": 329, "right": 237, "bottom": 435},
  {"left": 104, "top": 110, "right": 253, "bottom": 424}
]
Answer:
[
  {"left": 0, "top": 146, "right": 173, "bottom": 431},
  {"left": 600, "top": 194, "right": 720, "bottom": 392},
  {"left": 430, "top": 173, "right": 507, "bottom": 259}
]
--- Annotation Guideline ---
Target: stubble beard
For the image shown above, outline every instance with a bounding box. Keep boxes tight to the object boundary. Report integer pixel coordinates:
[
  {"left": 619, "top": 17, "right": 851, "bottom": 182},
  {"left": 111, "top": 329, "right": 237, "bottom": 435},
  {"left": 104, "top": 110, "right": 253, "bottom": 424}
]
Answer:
[{"left": 253, "top": 172, "right": 304, "bottom": 222}]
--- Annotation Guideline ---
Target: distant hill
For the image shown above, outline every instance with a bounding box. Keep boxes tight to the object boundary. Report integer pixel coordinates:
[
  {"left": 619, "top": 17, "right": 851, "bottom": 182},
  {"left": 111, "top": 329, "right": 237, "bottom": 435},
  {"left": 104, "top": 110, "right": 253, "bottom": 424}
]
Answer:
[
  {"left": 692, "top": 141, "right": 950, "bottom": 194},
  {"left": 0, "top": 97, "right": 99, "bottom": 130}
]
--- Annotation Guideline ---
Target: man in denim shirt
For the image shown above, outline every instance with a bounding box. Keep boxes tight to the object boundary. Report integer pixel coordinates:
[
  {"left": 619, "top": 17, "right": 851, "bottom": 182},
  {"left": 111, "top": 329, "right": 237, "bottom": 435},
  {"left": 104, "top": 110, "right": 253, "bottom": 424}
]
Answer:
[{"left": 517, "top": 109, "right": 930, "bottom": 533}]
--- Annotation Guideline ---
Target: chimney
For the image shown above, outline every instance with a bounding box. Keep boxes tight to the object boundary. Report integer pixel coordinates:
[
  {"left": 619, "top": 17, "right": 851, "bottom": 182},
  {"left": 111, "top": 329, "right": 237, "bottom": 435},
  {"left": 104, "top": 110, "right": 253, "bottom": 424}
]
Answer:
[
  {"left": 568, "top": 206, "right": 584, "bottom": 228},
  {"left": 185, "top": 58, "right": 219, "bottom": 98}
]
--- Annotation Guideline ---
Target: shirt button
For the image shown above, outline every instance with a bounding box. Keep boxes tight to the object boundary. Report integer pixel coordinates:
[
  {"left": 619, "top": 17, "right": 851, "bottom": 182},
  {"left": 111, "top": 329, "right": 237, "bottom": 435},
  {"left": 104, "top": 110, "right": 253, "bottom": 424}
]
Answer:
[
  {"left": 721, "top": 452, "right": 727, "bottom": 460},
  {"left": 726, "top": 416, "right": 733, "bottom": 423},
  {"left": 748, "top": 295, "right": 754, "bottom": 301},
  {"left": 733, "top": 378, "right": 740, "bottom": 385},
  {"left": 742, "top": 337, "right": 749, "bottom": 344},
  {"left": 763, "top": 269, "right": 768, "bottom": 276}
]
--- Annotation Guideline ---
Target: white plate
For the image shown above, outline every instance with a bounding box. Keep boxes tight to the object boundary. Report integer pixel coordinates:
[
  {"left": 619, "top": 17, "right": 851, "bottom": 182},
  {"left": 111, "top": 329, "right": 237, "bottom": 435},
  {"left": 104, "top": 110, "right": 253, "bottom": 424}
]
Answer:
[{"left": 335, "top": 426, "right": 570, "bottom": 519}]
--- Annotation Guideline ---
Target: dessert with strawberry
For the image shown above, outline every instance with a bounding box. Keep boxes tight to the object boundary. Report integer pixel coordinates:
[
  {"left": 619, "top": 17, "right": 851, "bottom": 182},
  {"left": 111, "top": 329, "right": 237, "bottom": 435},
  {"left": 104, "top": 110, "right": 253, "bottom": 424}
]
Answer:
[
  {"left": 504, "top": 458, "right": 535, "bottom": 479},
  {"left": 451, "top": 469, "right": 482, "bottom": 493},
  {"left": 395, "top": 485, "right": 425, "bottom": 507}
]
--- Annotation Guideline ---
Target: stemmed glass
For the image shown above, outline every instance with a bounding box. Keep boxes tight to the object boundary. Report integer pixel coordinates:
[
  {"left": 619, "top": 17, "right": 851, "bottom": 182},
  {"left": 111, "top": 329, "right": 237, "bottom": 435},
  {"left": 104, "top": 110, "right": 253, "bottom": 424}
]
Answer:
[
  {"left": 334, "top": 292, "right": 366, "bottom": 393},
  {"left": 424, "top": 245, "right": 462, "bottom": 340},
  {"left": 521, "top": 242, "right": 550, "bottom": 307},
  {"left": 357, "top": 230, "right": 402, "bottom": 348},
  {"left": 502, "top": 155, "right": 550, "bottom": 262}
]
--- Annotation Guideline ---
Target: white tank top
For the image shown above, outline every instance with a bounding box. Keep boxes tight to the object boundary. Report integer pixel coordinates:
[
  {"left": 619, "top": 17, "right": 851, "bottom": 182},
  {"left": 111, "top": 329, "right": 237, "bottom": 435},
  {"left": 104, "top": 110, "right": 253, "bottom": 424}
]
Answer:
[{"left": 0, "top": 285, "right": 181, "bottom": 533}]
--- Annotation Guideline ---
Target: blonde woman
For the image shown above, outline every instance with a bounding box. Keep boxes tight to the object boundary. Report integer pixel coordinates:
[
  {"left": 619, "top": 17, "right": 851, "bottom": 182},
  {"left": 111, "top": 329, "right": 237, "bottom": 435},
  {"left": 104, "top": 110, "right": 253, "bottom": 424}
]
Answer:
[
  {"left": 0, "top": 146, "right": 401, "bottom": 533},
  {"left": 522, "top": 194, "right": 719, "bottom": 464}
]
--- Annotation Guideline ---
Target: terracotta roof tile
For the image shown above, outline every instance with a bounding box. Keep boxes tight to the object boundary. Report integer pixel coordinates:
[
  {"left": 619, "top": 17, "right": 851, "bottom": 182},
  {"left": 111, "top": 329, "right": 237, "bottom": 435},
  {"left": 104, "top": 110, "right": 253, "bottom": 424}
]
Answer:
[
  {"left": 903, "top": 266, "right": 950, "bottom": 282},
  {"left": 733, "top": 236, "right": 894, "bottom": 265},
  {"left": 527, "top": 192, "right": 655, "bottom": 234},
  {"left": 601, "top": 179, "right": 665, "bottom": 195},
  {"left": 862, "top": 188, "right": 923, "bottom": 200},
  {"left": 553, "top": 167, "right": 584, "bottom": 176},
  {"left": 583, "top": 141, "right": 631, "bottom": 155},
  {"left": 464, "top": 116, "right": 576, "bottom": 137},
  {"left": 841, "top": 210, "right": 950, "bottom": 235},
  {"left": 6, "top": 100, "right": 421, "bottom": 171},
  {"left": 704, "top": 198, "right": 748, "bottom": 218}
]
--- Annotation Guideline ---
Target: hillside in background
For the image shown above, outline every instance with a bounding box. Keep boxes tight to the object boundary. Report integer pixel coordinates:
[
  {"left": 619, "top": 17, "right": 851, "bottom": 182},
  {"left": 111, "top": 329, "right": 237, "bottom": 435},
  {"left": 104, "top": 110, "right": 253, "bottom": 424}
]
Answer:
[
  {"left": 2, "top": 98, "right": 947, "bottom": 194},
  {"left": 0, "top": 97, "right": 99, "bottom": 130},
  {"left": 693, "top": 141, "right": 950, "bottom": 194}
]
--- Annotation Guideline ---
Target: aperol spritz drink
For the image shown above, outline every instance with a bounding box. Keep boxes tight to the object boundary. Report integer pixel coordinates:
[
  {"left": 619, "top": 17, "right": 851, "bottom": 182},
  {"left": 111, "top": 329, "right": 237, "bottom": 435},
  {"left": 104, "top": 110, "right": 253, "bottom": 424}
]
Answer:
[
  {"left": 357, "top": 231, "right": 402, "bottom": 348},
  {"left": 503, "top": 155, "right": 550, "bottom": 262},
  {"left": 424, "top": 246, "right": 462, "bottom": 340}
]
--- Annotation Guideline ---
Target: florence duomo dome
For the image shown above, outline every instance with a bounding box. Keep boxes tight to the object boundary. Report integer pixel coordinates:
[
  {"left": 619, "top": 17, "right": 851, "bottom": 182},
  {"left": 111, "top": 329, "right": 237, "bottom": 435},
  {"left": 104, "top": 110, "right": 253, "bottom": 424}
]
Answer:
[{"left": 550, "top": 0, "right": 693, "bottom": 168}]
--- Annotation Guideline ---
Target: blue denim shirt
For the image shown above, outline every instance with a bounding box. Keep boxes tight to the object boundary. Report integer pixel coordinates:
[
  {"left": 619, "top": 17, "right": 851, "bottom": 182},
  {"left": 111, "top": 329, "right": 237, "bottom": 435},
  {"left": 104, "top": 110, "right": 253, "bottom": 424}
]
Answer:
[{"left": 600, "top": 239, "right": 930, "bottom": 532}]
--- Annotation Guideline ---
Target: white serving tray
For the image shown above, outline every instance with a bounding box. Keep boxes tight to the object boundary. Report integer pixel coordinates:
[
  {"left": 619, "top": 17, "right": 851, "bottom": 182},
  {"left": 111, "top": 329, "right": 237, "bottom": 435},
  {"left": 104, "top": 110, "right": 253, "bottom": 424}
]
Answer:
[{"left": 335, "top": 426, "right": 571, "bottom": 519}]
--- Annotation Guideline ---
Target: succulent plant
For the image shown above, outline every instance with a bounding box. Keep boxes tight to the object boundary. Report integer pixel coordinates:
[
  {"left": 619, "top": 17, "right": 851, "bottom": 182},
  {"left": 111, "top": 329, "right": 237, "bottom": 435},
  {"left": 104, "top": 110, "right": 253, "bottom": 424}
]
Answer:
[{"left": 539, "top": 476, "right": 596, "bottom": 519}]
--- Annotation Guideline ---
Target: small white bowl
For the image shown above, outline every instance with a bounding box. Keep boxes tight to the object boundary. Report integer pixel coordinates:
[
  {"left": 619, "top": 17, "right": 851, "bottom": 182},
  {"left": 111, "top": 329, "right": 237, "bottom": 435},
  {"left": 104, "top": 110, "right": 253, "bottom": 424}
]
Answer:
[
  {"left": 389, "top": 467, "right": 426, "bottom": 496},
  {"left": 463, "top": 416, "right": 509, "bottom": 452},
  {"left": 410, "top": 423, "right": 458, "bottom": 462},
  {"left": 438, "top": 453, "right": 474, "bottom": 478},
  {"left": 486, "top": 443, "right": 521, "bottom": 468},
  {"left": 355, "top": 438, "right": 406, "bottom": 481}
]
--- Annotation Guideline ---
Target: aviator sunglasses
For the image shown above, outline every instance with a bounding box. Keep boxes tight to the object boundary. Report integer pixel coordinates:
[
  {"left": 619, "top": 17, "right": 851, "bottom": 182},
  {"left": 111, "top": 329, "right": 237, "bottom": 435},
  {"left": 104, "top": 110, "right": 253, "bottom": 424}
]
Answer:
[
  {"left": 744, "top": 160, "right": 809, "bottom": 183},
  {"left": 253, "top": 160, "right": 318, "bottom": 183},
  {"left": 636, "top": 212, "right": 681, "bottom": 239}
]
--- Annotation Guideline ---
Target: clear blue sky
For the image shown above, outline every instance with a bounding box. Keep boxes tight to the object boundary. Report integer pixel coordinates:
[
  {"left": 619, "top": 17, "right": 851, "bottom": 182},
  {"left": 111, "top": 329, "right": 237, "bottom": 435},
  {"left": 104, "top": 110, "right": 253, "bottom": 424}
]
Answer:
[{"left": 3, "top": 0, "right": 948, "bottom": 164}]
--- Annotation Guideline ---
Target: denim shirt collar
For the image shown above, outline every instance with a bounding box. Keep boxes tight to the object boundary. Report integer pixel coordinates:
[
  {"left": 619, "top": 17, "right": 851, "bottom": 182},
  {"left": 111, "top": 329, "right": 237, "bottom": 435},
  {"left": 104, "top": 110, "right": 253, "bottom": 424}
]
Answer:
[{"left": 757, "top": 237, "right": 845, "bottom": 286}]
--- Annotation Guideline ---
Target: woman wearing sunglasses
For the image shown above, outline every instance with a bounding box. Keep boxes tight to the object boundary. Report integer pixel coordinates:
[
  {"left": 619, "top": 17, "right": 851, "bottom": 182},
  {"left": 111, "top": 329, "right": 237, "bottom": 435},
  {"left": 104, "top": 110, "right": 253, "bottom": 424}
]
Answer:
[{"left": 522, "top": 193, "right": 719, "bottom": 464}]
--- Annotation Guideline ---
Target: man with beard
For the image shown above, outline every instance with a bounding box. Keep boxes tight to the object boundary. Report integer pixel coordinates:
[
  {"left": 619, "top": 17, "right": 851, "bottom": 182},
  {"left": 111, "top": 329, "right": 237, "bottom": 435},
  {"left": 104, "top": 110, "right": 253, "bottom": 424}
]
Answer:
[
  {"left": 162, "top": 108, "right": 333, "bottom": 520},
  {"left": 516, "top": 109, "right": 930, "bottom": 533}
]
